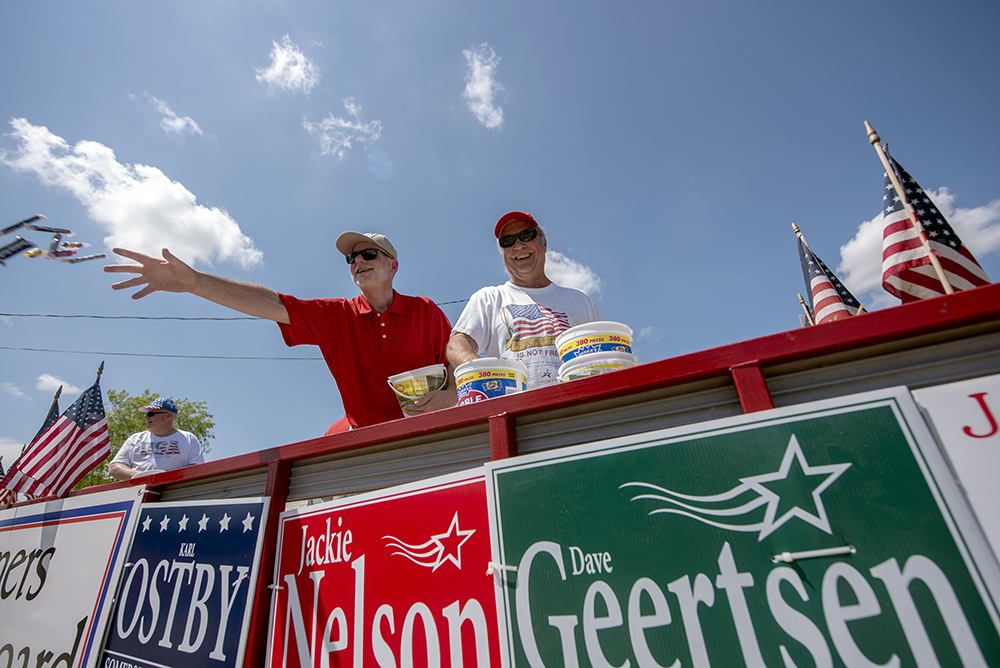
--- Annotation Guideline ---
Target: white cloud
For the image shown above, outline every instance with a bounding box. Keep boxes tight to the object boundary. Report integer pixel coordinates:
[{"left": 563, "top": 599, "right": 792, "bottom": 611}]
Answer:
[
  {"left": 303, "top": 98, "right": 383, "bottom": 159},
  {"left": 837, "top": 186, "right": 1000, "bottom": 308},
  {"left": 0, "top": 437, "right": 25, "bottom": 469},
  {"left": 637, "top": 326, "right": 661, "bottom": 342},
  {"left": 546, "top": 250, "right": 603, "bottom": 296},
  {"left": 0, "top": 118, "right": 263, "bottom": 269},
  {"left": 37, "top": 374, "right": 81, "bottom": 395},
  {"left": 462, "top": 44, "right": 504, "bottom": 129},
  {"left": 3, "top": 382, "right": 25, "bottom": 398},
  {"left": 256, "top": 35, "right": 320, "bottom": 94},
  {"left": 142, "top": 94, "right": 203, "bottom": 136}
]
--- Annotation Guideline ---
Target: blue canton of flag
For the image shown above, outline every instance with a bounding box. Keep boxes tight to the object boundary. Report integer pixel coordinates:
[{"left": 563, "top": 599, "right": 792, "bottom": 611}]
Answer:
[
  {"left": 797, "top": 235, "right": 861, "bottom": 324},
  {"left": 506, "top": 303, "right": 571, "bottom": 339},
  {"left": 882, "top": 155, "right": 990, "bottom": 302}
]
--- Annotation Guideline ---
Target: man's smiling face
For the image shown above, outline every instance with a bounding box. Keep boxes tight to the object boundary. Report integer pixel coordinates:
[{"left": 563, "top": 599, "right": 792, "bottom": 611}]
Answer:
[
  {"left": 350, "top": 241, "right": 396, "bottom": 292},
  {"left": 499, "top": 219, "right": 548, "bottom": 288}
]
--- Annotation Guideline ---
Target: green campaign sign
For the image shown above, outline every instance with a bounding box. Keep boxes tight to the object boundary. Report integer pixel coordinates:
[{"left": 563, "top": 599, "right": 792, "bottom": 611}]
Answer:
[{"left": 485, "top": 388, "right": 1000, "bottom": 667}]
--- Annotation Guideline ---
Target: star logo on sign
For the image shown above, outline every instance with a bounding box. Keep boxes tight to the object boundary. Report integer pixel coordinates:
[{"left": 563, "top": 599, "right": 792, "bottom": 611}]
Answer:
[
  {"left": 159, "top": 514, "right": 171, "bottom": 532},
  {"left": 741, "top": 434, "right": 851, "bottom": 540},
  {"left": 142, "top": 516, "right": 152, "bottom": 532},
  {"left": 198, "top": 514, "right": 209, "bottom": 532},
  {"left": 430, "top": 512, "right": 476, "bottom": 571},
  {"left": 242, "top": 512, "right": 255, "bottom": 533},
  {"left": 219, "top": 513, "right": 231, "bottom": 532},
  {"left": 178, "top": 514, "right": 189, "bottom": 532}
]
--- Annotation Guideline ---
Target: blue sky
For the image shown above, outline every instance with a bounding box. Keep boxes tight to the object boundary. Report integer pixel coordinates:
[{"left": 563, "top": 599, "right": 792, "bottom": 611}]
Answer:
[{"left": 2, "top": 0, "right": 999, "bottom": 466}]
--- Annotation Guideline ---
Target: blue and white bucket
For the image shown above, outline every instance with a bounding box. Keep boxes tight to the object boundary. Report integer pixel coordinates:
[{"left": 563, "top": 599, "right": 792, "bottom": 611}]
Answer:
[
  {"left": 555, "top": 321, "right": 634, "bottom": 364},
  {"left": 455, "top": 358, "right": 527, "bottom": 406}
]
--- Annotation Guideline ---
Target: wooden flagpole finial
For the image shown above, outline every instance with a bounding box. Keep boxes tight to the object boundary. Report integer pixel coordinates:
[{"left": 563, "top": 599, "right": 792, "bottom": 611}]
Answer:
[
  {"left": 865, "top": 120, "right": 881, "bottom": 145},
  {"left": 54, "top": 385, "right": 63, "bottom": 401},
  {"left": 95, "top": 361, "right": 105, "bottom": 383},
  {"left": 798, "top": 293, "right": 815, "bottom": 326},
  {"left": 864, "top": 121, "right": 953, "bottom": 295}
]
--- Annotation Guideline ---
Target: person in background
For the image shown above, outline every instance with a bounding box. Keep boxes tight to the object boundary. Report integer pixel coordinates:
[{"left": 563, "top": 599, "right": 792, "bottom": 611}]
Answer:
[
  {"left": 447, "top": 211, "right": 602, "bottom": 388},
  {"left": 109, "top": 397, "right": 204, "bottom": 480},
  {"left": 104, "top": 232, "right": 455, "bottom": 434}
]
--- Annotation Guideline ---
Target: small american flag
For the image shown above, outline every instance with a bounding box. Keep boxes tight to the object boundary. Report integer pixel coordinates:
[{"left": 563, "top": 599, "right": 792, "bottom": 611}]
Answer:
[
  {"left": 797, "top": 235, "right": 861, "bottom": 324},
  {"left": 1, "top": 379, "right": 109, "bottom": 498},
  {"left": 882, "top": 155, "right": 990, "bottom": 302},
  {"left": 506, "top": 303, "right": 571, "bottom": 339}
]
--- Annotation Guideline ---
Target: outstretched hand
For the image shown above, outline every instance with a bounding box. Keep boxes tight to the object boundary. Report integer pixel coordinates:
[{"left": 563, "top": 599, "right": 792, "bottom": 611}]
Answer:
[{"left": 104, "top": 248, "right": 198, "bottom": 299}]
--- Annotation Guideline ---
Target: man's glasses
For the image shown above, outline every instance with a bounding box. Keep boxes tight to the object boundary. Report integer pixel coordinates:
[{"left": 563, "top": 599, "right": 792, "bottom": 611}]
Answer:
[
  {"left": 346, "top": 248, "right": 391, "bottom": 264},
  {"left": 499, "top": 227, "right": 539, "bottom": 248},
  {"left": 144, "top": 412, "right": 169, "bottom": 418}
]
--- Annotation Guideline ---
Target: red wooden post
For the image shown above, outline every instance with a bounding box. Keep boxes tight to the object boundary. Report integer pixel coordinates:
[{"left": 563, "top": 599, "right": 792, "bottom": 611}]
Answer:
[
  {"left": 489, "top": 412, "right": 518, "bottom": 460},
  {"left": 730, "top": 361, "right": 774, "bottom": 413}
]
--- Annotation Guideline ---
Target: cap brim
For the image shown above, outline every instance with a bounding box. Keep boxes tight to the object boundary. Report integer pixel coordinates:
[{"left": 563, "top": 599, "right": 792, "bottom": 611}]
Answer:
[{"left": 336, "top": 232, "right": 395, "bottom": 258}]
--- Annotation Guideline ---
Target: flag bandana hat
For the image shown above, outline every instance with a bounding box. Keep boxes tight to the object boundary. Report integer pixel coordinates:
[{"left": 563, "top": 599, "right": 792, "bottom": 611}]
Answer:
[
  {"left": 797, "top": 237, "right": 861, "bottom": 324},
  {"left": 881, "top": 155, "right": 990, "bottom": 302},
  {"left": 1, "top": 379, "right": 109, "bottom": 498}
]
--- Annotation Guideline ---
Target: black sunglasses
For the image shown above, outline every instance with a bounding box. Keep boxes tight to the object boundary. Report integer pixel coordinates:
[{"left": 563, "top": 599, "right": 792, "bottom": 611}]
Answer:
[
  {"left": 345, "top": 248, "right": 391, "bottom": 264},
  {"left": 498, "top": 227, "right": 539, "bottom": 248},
  {"left": 144, "top": 411, "right": 169, "bottom": 417}
]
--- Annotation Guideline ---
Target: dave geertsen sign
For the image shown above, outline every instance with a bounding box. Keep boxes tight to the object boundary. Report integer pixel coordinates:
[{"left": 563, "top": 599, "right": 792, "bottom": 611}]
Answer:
[
  {"left": 266, "top": 469, "right": 500, "bottom": 668},
  {"left": 0, "top": 487, "right": 143, "bottom": 668},
  {"left": 100, "top": 498, "right": 269, "bottom": 668},
  {"left": 485, "top": 387, "right": 1000, "bottom": 667}
]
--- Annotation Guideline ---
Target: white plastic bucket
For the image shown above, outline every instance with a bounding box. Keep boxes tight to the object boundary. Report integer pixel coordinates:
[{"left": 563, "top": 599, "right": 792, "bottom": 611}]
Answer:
[
  {"left": 387, "top": 363, "right": 446, "bottom": 413},
  {"left": 558, "top": 351, "right": 638, "bottom": 382},
  {"left": 455, "top": 358, "right": 527, "bottom": 406},
  {"left": 555, "top": 321, "right": 634, "bottom": 364}
]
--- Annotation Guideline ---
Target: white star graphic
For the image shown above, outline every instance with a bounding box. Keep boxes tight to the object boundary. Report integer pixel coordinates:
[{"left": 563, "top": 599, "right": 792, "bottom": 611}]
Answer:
[
  {"left": 430, "top": 512, "right": 475, "bottom": 571},
  {"left": 242, "top": 512, "right": 255, "bottom": 533},
  {"left": 142, "top": 516, "right": 152, "bottom": 532},
  {"left": 219, "top": 513, "right": 231, "bottom": 532},
  {"left": 198, "top": 514, "right": 210, "bottom": 532},
  {"left": 178, "top": 514, "right": 189, "bottom": 532},
  {"left": 159, "top": 514, "right": 171, "bottom": 532},
  {"left": 741, "top": 434, "right": 851, "bottom": 541}
]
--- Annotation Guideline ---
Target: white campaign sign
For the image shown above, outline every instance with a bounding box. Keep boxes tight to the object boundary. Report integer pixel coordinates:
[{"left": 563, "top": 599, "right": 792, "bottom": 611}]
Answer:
[
  {"left": 0, "top": 487, "right": 144, "bottom": 668},
  {"left": 914, "top": 373, "right": 1000, "bottom": 560}
]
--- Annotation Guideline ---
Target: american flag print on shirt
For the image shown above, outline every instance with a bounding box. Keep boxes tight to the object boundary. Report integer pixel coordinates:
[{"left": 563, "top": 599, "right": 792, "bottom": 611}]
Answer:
[
  {"left": 882, "top": 156, "right": 990, "bottom": 302},
  {"left": 797, "top": 236, "right": 861, "bottom": 324},
  {"left": 504, "top": 303, "right": 571, "bottom": 351}
]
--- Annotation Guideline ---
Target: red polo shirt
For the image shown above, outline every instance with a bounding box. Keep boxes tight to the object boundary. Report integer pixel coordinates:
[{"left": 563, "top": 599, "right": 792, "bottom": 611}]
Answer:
[{"left": 278, "top": 291, "right": 451, "bottom": 430}]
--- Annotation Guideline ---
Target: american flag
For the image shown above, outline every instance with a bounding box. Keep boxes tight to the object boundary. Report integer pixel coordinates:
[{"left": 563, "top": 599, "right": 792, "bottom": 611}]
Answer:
[
  {"left": 0, "top": 393, "right": 62, "bottom": 507},
  {"left": 797, "top": 235, "right": 861, "bottom": 324},
  {"left": 882, "top": 156, "right": 990, "bottom": 302},
  {"left": 0, "top": 379, "right": 109, "bottom": 499},
  {"left": 506, "top": 303, "right": 571, "bottom": 339}
]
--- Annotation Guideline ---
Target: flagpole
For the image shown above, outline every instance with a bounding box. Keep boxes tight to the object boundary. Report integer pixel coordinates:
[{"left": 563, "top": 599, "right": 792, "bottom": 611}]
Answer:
[
  {"left": 798, "top": 294, "right": 815, "bottom": 325},
  {"left": 865, "top": 121, "right": 953, "bottom": 295},
  {"left": 95, "top": 361, "right": 104, "bottom": 383}
]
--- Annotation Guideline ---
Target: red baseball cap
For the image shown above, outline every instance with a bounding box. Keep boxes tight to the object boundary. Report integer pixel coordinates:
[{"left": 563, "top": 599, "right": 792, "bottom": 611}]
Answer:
[{"left": 494, "top": 211, "right": 539, "bottom": 238}]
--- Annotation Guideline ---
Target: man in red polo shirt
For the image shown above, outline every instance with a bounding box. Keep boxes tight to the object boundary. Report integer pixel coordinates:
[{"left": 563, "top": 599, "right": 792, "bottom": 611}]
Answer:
[{"left": 105, "top": 232, "right": 455, "bottom": 433}]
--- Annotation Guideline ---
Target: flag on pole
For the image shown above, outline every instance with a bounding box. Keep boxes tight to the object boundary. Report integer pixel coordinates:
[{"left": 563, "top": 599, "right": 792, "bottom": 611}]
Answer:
[
  {"left": 0, "top": 393, "right": 62, "bottom": 507},
  {"left": 0, "top": 376, "right": 109, "bottom": 498},
  {"left": 796, "top": 231, "right": 862, "bottom": 324},
  {"left": 882, "top": 156, "right": 990, "bottom": 302}
]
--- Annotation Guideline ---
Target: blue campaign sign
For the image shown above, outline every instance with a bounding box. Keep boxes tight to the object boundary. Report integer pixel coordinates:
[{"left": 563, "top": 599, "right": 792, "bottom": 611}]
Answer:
[{"left": 101, "top": 498, "right": 269, "bottom": 668}]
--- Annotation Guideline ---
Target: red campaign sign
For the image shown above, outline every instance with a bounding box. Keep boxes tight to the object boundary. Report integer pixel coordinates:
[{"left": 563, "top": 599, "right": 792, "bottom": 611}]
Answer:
[{"left": 266, "top": 471, "right": 501, "bottom": 668}]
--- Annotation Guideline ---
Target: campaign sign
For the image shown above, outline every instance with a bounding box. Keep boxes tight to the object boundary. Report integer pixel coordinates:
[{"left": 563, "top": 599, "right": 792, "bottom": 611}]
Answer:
[
  {"left": 266, "top": 469, "right": 500, "bottom": 668},
  {"left": 486, "top": 387, "right": 1000, "bottom": 667},
  {"left": 913, "top": 373, "right": 1000, "bottom": 560},
  {"left": 0, "top": 486, "right": 144, "bottom": 668},
  {"left": 100, "top": 498, "right": 269, "bottom": 668}
]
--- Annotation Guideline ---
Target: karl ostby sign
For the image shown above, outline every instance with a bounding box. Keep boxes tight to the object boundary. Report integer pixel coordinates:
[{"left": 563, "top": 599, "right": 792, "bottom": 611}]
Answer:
[{"left": 486, "top": 387, "right": 1000, "bottom": 667}]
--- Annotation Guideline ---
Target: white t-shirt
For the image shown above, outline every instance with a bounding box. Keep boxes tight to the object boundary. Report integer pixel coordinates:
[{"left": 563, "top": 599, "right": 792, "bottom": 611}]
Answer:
[
  {"left": 112, "top": 429, "right": 205, "bottom": 473},
  {"left": 453, "top": 281, "right": 602, "bottom": 388}
]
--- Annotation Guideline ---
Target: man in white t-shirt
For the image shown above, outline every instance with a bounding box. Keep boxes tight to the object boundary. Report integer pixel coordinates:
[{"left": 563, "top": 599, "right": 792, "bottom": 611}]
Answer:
[
  {"left": 448, "top": 211, "right": 602, "bottom": 389},
  {"left": 109, "top": 397, "right": 205, "bottom": 480}
]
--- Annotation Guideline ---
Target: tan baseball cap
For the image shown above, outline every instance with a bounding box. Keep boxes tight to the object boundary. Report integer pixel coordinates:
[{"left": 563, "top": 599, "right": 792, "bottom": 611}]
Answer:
[{"left": 335, "top": 232, "right": 398, "bottom": 260}]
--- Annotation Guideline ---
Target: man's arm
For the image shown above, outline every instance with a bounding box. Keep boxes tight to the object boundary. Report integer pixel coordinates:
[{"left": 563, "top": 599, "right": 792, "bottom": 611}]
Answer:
[
  {"left": 109, "top": 461, "right": 139, "bottom": 481},
  {"left": 446, "top": 332, "right": 480, "bottom": 369},
  {"left": 402, "top": 364, "right": 458, "bottom": 416},
  {"left": 104, "top": 248, "right": 290, "bottom": 324}
]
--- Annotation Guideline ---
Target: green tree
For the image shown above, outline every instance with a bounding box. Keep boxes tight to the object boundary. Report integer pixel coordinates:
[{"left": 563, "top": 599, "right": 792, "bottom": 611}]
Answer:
[{"left": 73, "top": 389, "right": 215, "bottom": 490}]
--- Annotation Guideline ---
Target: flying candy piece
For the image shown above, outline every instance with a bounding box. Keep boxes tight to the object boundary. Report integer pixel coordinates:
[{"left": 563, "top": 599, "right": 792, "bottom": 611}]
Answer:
[
  {"left": 50, "top": 249, "right": 78, "bottom": 258},
  {"left": 0, "top": 236, "right": 37, "bottom": 266},
  {"left": 59, "top": 241, "right": 88, "bottom": 249},
  {"left": 24, "top": 248, "right": 46, "bottom": 258},
  {"left": 0, "top": 215, "right": 46, "bottom": 236},
  {"left": 61, "top": 253, "right": 107, "bottom": 264}
]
